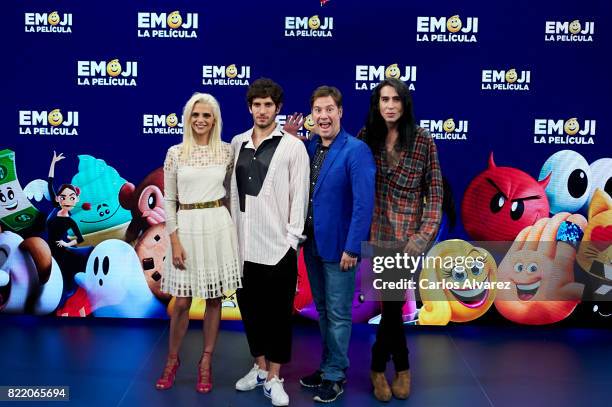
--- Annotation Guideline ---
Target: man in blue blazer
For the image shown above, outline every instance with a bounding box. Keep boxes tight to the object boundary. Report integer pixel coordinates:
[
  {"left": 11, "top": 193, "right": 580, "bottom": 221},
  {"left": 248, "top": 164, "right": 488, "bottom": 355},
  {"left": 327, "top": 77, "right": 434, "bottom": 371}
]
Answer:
[{"left": 299, "top": 86, "right": 376, "bottom": 403}]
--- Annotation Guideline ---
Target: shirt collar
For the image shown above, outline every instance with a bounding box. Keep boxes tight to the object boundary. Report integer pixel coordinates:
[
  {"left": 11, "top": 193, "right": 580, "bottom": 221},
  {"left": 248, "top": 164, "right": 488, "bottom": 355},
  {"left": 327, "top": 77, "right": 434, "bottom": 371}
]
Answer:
[
  {"left": 244, "top": 125, "right": 284, "bottom": 149},
  {"left": 315, "top": 127, "right": 344, "bottom": 150},
  {"left": 315, "top": 138, "right": 330, "bottom": 151}
]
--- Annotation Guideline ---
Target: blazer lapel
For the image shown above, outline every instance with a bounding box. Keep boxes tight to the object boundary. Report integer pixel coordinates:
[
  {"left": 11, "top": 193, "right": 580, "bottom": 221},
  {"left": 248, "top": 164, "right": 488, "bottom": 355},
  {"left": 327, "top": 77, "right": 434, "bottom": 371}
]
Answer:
[{"left": 313, "top": 130, "right": 348, "bottom": 197}]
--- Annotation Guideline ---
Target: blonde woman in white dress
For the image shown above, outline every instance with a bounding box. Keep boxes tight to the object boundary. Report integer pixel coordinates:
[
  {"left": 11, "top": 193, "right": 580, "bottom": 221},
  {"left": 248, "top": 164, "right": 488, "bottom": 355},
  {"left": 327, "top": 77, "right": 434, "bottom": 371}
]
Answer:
[{"left": 156, "top": 93, "right": 241, "bottom": 393}]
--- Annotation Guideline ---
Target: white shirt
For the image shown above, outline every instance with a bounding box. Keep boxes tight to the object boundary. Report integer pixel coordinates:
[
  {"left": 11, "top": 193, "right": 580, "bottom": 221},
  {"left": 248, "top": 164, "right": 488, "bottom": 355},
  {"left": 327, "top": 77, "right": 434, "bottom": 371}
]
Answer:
[{"left": 230, "top": 126, "right": 310, "bottom": 265}]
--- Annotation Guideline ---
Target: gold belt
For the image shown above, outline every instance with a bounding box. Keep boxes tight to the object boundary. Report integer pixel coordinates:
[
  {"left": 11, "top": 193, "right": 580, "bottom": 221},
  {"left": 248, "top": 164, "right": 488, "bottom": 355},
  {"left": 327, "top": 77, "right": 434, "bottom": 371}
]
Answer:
[{"left": 178, "top": 199, "right": 223, "bottom": 210}]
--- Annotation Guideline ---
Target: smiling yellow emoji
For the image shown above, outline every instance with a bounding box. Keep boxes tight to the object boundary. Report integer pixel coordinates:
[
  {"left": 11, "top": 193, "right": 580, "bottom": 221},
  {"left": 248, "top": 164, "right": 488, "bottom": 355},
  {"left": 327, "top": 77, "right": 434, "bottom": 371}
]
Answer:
[
  {"left": 106, "top": 59, "right": 122, "bottom": 77},
  {"left": 167, "top": 11, "right": 182, "bottom": 29},
  {"left": 564, "top": 118, "right": 580, "bottom": 135},
  {"left": 443, "top": 118, "right": 456, "bottom": 133},
  {"left": 569, "top": 20, "right": 581, "bottom": 35},
  {"left": 308, "top": 15, "right": 321, "bottom": 30},
  {"left": 447, "top": 15, "right": 462, "bottom": 33},
  {"left": 48, "top": 11, "right": 60, "bottom": 26},
  {"left": 304, "top": 114, "right": 315, "bottom": 131},
  {"left": 505, "top": 69, "right": 518, "bottom": 83},
  {"left": 418, "top": 240, "right": 498, "bottom": 325},
  {"left": 48, "top": 109, "right": 63, "bottom": 126},
  {"left": 166, "top": 113, "right": 178, "bottom": 127},
  {"left": 226, "top": 64, "right": 238, "bottom": 79},
  {"left": 385, "top": 64, "right": 401, "bottom": 79}
]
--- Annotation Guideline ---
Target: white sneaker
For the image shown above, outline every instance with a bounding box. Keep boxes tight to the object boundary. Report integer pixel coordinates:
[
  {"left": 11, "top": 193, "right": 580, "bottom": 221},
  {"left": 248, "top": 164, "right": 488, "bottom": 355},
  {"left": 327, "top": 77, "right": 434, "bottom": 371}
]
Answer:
[
  {"left": 235, "top": 364, "right": 268, "bottom": 391},
  {"left": 264, "top": 375, "right": 289, "bottom": 406}
]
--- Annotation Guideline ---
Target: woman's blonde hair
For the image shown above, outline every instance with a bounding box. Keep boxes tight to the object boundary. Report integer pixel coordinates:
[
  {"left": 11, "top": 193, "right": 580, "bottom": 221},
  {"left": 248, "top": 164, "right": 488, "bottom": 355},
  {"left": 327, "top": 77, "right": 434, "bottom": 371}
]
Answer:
[{"left": 179, "top": 92, "right": 223, "bottom": 161}]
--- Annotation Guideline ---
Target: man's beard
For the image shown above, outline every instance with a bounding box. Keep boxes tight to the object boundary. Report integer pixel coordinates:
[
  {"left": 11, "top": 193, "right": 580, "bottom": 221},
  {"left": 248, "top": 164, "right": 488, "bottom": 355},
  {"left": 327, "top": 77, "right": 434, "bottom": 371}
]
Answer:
[{"left": 255, "top": 117, "right": 275, "bottom": 129}]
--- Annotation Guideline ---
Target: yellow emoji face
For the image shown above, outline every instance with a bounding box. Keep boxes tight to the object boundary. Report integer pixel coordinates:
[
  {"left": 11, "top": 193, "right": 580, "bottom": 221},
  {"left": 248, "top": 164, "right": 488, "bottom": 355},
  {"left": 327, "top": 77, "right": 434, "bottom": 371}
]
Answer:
[
  {"left": 48, "top": 11, "right": 60, "bottom": 26},
  {"left": 447, "top": 15, "right": 462, "bottom": 33},
  {"left": 226, "top": 64, "right": 238, "bottom": 78},
  {"left": 167, "top": 11, "right": 182, "bottom": 29},
  {"left": 569, "top": 20, "right": 581, "bottom": 35},
  {"left": 304, "top": 114, "right": 315, "bottom": 131},
  {"left": 505, "top": 69, "right": 518, "bottom": 83},
  {"left": 166, "top": 113, "right": 178, "bottom": 127},
  {"left": 308, "top": 15, "right": 321, "bottom": 30},
  {"left": 564, "top": 118, "right": 579, "bottom": 135},
  {"left": 443, "top": 118, "right": 455, "bottom": 133},
  {"left": 48, "top": 109, "right": 63, "bottom": 126},
  {"left": 577, "top": 189, "right": 612, "bottom": 276},
  {"left": 385, "top": 64, "right": 401, "bottom": 79},
  {"left": 106, "top": 59, "right": 122, "bottom": 77},
  {"left": 167, "top": 290, "right": 242, "bottom": 320},
  {"left": 418, "top": 240, "right": 498, "bottom": 325}
]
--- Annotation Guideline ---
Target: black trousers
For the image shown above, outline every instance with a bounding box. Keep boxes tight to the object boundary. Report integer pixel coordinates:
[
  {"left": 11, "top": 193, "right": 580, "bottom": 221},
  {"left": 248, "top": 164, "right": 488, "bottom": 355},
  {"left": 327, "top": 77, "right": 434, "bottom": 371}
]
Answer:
[
  {"left": 371, "top": 300, "right": 410, "bottom": 372},
  {"left": 236, "top": 248, "right": 297, "bottom": 364}
]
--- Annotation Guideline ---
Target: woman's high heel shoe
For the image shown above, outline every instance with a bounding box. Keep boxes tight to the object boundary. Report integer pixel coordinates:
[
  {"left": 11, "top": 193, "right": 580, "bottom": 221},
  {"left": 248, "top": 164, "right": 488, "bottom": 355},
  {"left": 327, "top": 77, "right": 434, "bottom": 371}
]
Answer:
[
  {"left": 196, "top": 351, "right": 213, "bottom": 393},
  {"left": 155, "top": 354, "right": 180, "bottom": 390}
]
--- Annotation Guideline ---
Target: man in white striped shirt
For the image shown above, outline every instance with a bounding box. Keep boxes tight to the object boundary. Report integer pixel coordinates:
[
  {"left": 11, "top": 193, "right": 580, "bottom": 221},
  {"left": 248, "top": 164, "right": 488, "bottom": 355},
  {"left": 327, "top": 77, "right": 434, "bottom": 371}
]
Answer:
[{"left": 230, "top": 78, "right": 310, "bottom": 407}]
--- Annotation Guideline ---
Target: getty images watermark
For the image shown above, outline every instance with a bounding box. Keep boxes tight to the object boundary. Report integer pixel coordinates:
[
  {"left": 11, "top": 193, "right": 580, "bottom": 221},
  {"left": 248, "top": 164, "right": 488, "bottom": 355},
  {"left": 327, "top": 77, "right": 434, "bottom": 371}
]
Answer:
[
  {"left": 370, "top": 250, "right": 509, "bottom": 292},
  {"left": 358, "top": 239, "right": 611, "bottom": 303}
]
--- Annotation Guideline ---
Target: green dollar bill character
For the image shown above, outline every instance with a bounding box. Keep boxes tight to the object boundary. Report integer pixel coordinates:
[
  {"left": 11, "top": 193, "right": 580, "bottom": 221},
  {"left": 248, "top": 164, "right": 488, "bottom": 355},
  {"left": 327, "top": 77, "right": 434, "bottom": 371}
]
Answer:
[{"left": 0, "top": 149, "right": 45, "bottom": 236}]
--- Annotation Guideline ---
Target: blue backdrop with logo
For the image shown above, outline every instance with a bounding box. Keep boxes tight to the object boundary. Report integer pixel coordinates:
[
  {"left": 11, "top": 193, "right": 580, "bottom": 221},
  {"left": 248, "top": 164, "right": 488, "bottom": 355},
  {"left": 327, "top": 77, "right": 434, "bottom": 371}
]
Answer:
[{"left": 3, "top": 0, "right": 611, "bottom": 325}]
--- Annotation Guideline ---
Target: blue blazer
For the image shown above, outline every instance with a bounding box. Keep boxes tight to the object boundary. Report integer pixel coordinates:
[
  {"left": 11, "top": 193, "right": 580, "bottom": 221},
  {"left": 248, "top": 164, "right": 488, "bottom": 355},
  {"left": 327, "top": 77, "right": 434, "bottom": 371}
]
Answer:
[{"left": 307, "top": 129, "right": 376, "bottom": 262}]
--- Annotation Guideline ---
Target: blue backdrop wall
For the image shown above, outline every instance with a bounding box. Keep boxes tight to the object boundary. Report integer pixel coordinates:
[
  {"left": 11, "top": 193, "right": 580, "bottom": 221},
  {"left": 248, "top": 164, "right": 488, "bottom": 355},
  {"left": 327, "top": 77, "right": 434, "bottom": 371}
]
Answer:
[{"left": 2, "top": 0, "right": 611, "bottom": 325}]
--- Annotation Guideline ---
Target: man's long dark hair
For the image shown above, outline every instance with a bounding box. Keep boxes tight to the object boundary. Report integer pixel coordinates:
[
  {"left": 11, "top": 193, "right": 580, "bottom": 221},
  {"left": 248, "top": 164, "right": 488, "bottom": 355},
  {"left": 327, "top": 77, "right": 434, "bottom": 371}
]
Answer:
[{"left": 362, "top": 78, "right": 416, "bottom": 152}]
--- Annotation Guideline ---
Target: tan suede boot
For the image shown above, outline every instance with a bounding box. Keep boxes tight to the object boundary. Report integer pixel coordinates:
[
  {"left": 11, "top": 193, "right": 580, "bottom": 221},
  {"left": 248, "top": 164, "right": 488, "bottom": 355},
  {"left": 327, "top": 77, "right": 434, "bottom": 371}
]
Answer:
[
  {"left": 370, "top": 371, "right": 392, "bottom": 402},
  {"left": 391, "top": 370, "right": 411, "bottom": 399}
]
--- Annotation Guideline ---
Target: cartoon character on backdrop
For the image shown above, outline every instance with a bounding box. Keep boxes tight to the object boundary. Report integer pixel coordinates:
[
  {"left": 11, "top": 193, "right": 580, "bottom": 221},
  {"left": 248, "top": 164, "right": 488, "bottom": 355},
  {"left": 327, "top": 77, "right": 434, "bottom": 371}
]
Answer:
[
  {"left": 435, "top": 176, "right": 458, "bottom": 247},
  {"left": 576, "top": 189, "right": 612, "bottom": 299},
  {"left": 0, "top": 149, "right": 46, "bottom": 238},
  {"left": 46, "top": 152, "right": 93, "bottom": 303},
  {"left": 74, "top": 239, "right": 165, "bottom": 318},
  {"left": 585, "top": 158, "right": 612, "bottom": 209},
  {"left": 166, "top": 290, "right": 242, "bottom": 320},
  {"left": 55, "top": 287, "right": 92, "bottom": 317},
  {"left": 299, "top": 259, "right": 380, "bottom": 323},
  {"left": 220, "top": 291, "right": 241, "bottom": 319},
  {"left": 462, "top": 152, "right": 551, "bottom": 241},
  {"left": 293, "top": 250, "right": 313, "bottom": 312},
  {"left": 592, "top": 303, "right": 612, "bottom": 319},
  {"left": 539, "top": 150, "right": 591, "bottom": 214},
  {"left": 495, "top": 212, "right": 586, "bottom": 325},
  {"left": 418, "top": 240, "right": 497, "bottom": 326},
  {"left": 574, "top": 159, "right": 612, "bottom": 314},
  {"left": 119, "top": 167, "right": 165, "bottom": 243},
  {"left": 134, "top": 223, "right": 171, "bottom": 302},
  {"left": 69, "top": 155, "right": 132, "bottom": 246},
  {"left": 0, "top": 231, "right": 63, "bottom": 314}
]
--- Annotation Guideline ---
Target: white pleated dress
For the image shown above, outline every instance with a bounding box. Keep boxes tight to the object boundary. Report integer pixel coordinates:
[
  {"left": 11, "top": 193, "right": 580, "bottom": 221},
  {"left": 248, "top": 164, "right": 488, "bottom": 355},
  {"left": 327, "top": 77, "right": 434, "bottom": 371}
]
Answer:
[{"left": 161, "top": 143, "right": 242, "bottom": 299}]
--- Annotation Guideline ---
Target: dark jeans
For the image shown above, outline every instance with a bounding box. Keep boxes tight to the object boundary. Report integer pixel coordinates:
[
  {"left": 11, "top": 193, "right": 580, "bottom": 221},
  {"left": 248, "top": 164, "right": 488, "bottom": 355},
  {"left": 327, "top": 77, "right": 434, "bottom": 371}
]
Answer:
[
  {"left": 236, "top": 248, "right": 297, "bottom": 364},
  {"left": 371, "top": 300, "right": 410, "bottom": 372}
]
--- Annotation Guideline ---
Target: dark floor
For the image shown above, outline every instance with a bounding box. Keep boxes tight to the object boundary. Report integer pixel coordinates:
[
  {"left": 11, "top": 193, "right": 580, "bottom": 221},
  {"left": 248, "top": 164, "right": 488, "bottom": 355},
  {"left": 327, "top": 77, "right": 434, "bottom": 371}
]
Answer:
[{"left": 1, "top": 315, "right": 611, "bottom": 407}]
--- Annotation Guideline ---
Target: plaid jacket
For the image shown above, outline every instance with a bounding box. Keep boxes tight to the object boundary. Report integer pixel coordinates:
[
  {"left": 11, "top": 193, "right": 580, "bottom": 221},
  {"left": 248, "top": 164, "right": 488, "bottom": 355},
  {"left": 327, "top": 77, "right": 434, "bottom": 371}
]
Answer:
[{"left": 358, "top": 126, "right": 443, "bottom": 252}]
